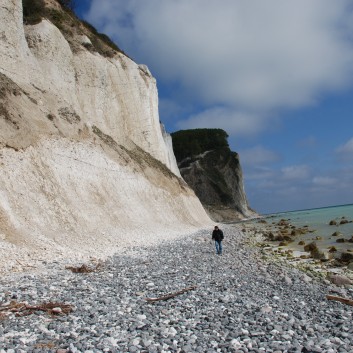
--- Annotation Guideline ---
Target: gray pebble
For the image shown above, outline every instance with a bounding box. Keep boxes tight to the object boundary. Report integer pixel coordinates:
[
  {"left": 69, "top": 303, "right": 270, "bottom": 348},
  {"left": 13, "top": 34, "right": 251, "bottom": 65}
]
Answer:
[{"left": 0, "top": 226, "right": 352, "bottom": 352}]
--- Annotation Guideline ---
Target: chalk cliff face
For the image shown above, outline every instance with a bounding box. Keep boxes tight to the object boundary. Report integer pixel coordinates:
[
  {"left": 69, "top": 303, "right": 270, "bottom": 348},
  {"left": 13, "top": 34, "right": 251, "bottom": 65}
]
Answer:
[
  {"left": 0, "top": 0, "right": 211, "bottom": 272},
  {"left": 171, "top": 129, "right": 256, "bottom": 222}
]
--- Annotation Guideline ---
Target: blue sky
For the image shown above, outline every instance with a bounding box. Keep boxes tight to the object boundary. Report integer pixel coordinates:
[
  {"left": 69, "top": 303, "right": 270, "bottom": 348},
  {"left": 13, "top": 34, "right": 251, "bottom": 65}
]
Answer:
[{"left": 75, "top": 0, "right": 353, "bottom": 214}]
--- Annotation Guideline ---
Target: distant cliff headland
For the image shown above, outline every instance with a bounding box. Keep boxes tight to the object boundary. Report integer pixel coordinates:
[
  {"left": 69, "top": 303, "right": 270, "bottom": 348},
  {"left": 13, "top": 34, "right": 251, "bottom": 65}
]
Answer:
[{"left": 171, "top": 129, "right": 256, "bottom": 221}]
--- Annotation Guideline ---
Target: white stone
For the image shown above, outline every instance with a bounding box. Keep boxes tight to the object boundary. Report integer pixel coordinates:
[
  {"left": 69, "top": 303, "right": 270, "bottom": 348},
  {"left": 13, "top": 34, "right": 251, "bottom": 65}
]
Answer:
[
  {"left": 230, "top": 339, "right": 241, "bottom": 349},
  {"left": 51, "top": 307, "right": 62, "bottom": 314},
  {"left": 131, "top": 338, "right": 140, "bottom": 346},
  {"left": 78, "top": 35, "right": 92, "bottom": 45},
  {"left": 241, "top": 329, "right": 249, "bottom": 335},
  {"left": 136, "top": 314, "right": 147, "bottom": 321},
  {"left": 142, "top": 339, "right": 152, "bottom": 347},
  {"left": 330, "top": 337, "right": 343, "bottom": 344},
  {"left": 302, "top": 274, "right": 312, "bottom": 283},
  {"left": 69, "top": 344, "right": 79, "bottom": 353},
  {"left": 284, "top": 276, "right": 292, "bottom": 285},
  {"left": 169, "top": 327, "right": 178, "bottom": 336}
]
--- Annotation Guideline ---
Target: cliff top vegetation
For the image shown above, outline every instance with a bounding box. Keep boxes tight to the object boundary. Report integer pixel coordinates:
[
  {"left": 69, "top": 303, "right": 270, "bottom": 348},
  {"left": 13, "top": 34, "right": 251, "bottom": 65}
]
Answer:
[
  {"left": 22, "top": 0, "right": 124, "bottom": 57},
  {"left": 171, "top": 128, "right": 229, "bottom": 161}
]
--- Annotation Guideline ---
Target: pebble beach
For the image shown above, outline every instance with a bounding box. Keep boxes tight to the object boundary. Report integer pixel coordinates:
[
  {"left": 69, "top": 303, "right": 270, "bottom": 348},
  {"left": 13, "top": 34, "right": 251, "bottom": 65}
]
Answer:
[{"left": 1, "top": 225, "right": 353, "bottom": 353}]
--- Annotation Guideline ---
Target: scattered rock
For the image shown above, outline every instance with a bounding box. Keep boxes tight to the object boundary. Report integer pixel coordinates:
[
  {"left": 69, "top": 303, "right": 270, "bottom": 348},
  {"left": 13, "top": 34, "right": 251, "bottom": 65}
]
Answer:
[
  {"left": 329, "top": 220, "right": 337, "bottom": 225},
  {"left": 284, "top": 276, "right": 292, "bottom": 285},
  {"left": 260, "top": 304, "right": 273, "bottom": 313},
  {"left": 301, "top": 274, "right": 312, "bottom": 283},
  {"left": 1, "top": 226, "right": 352, "bottom": 352},
  {"left": 312, "top": 249, "right": 332, "bottom": 261},
  {"left": 51, "top": 307, "right": 62, "bottom": 314},
  {"left": 340, "top": 252, "right": 353, "bottom": 262},
  {"left": 304, "top": 242, "right": 318, "bottom": 252},
  {"left": 328, "top": 274, "right": 353, "bottom": 286},
  {"left": 336, "top": 238, "right": 346, "bottom": 243}
]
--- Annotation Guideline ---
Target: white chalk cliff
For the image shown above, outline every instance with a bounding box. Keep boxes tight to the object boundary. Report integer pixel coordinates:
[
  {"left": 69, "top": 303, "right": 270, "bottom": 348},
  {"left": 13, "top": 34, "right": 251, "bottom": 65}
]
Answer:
[{"left": 0, "top": 0, "right": 212, "bottom": 272}]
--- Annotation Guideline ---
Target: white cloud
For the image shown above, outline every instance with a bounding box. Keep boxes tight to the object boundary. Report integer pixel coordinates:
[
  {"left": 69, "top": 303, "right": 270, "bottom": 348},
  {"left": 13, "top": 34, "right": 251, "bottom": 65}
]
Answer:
[
  {"left": 239, "top": 146, "right": 280, "bottom": 166},
  {"left": 312, "top": 176, "right": 337, "bottom": 186},
  {"left": 176, "top": 107, "right": 265, "bottom": 136},
  {"left": 336, "top": 137, "right": 353, "bottom": 159},
  {"left": 86, "top": 0, "right": 353, "bottom": 122},
  {"left": 297, "top": 136, "right": 318, "bottom": 148},
  {"left": 245, "top": 166, "right": 275, "bottom": 181},
  {"left": 281, "top": 165, "right": 310, "bottom": 180},
  {"left": 244, "top": 165, "right": 353, "bottom": 213}
]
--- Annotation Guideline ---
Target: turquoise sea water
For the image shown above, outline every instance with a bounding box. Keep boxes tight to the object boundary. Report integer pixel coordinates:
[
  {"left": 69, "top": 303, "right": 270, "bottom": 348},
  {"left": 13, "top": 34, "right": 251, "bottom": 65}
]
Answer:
[{"left": 264, "top": 203, "right": 353, "bottom": 252}]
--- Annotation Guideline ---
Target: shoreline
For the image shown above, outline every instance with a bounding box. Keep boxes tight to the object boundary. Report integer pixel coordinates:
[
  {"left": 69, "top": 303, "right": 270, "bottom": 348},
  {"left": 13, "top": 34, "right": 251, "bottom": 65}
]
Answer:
[{"left": 240, "top": 217, "right": 353, "bottom": 284}]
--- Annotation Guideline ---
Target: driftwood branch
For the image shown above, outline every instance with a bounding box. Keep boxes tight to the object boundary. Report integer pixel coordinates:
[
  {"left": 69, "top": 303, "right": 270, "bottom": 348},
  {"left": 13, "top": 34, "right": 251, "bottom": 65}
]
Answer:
[
  {"left": 0, "top": 301, "right": 73, "bottom": 318},
  {"left": 327, "top": 295, "right": 353, "bottom": 306},
  {"left": 144, "top": 286, "right": 197, "bottom": 302}
]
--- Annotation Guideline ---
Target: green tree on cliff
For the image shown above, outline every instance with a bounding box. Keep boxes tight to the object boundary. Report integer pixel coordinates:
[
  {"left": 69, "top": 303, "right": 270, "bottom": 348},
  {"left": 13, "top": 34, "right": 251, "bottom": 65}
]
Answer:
[{"left": 171, "top": 128, "right": 229, "bottom": 161}]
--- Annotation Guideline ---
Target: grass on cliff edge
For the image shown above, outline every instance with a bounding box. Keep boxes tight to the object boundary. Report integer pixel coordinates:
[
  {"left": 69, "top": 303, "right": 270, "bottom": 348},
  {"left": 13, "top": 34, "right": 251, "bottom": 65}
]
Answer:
[{"left": 22, "top": 0, "right": 124, "bottom": 57}]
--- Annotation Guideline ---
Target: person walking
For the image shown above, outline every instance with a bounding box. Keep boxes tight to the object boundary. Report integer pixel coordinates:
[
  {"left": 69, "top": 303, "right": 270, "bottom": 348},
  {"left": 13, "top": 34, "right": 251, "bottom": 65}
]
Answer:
[{"left": 212, "top": 226, "right": 224, "bottom": 255}]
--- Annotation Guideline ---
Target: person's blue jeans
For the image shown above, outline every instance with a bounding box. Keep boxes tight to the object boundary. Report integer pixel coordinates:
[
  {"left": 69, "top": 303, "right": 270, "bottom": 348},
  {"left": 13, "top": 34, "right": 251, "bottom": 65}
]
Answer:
[{"left": 215, "top": 240, "right": 222, "bottom": 254}]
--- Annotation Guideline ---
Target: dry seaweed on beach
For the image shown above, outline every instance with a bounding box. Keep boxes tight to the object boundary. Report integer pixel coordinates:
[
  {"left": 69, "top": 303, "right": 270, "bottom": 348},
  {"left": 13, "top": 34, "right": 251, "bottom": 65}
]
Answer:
[
  {"left": 34, "top": 342, "right": 56, "bottom": 350},
  {"left": 144, "top": 286, "right": 197, "bottom": 302},
  {"left": 66, "top": 262, "right": 103, "bottom": 273},
  {"left": 0, "top": 301, "right": 74, "bottom": 317}
]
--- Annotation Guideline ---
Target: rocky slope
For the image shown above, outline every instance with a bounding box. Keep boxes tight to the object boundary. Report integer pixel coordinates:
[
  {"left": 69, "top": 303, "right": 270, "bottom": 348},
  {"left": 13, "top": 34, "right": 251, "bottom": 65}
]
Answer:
[
  {"left": 0, "top": 0, "right": 212, "bottom": 273},
  {"left": 171, "top": 129, "right": 256, "bottom": 221}
]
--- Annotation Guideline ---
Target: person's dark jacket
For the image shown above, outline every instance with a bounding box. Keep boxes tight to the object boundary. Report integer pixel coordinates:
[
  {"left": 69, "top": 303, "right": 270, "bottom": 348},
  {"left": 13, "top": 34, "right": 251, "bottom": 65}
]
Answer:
[{"left": 212, "top": 229, "right": 224, "bottom": 242}]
